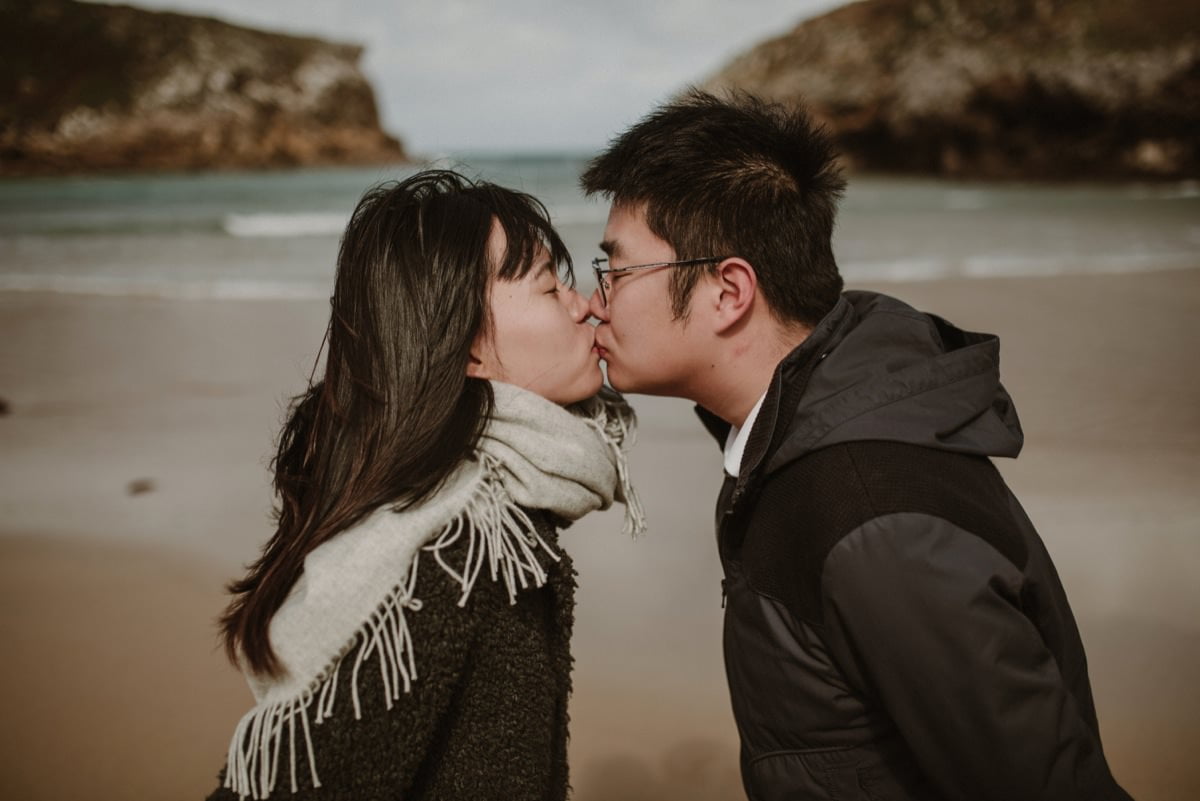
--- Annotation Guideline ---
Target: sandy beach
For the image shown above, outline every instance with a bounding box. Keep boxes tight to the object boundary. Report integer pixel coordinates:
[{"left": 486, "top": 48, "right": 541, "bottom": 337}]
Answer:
[{"left": 1, "top": 268, "right": 1197, "bottom": 800}]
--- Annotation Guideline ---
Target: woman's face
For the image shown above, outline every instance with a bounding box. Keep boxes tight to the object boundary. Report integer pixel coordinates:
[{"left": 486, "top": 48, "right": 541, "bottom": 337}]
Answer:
[{"left": 468, "top": 221, "right": 603, "bottom": 404}]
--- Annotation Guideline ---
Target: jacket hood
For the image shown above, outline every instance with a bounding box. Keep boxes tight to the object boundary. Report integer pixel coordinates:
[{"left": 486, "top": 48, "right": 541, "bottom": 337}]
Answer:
[{"left": 759, "top": 291, "right": 1023, "bottom": 475}]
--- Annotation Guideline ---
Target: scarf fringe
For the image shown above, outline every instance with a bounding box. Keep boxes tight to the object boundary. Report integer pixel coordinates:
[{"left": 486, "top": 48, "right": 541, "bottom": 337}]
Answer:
[
  {"left": 579, "top": 391, "right": 646, "bottom": 538},
  {"left": 222, "top": 457, "right": 561, "bottom": 800}
]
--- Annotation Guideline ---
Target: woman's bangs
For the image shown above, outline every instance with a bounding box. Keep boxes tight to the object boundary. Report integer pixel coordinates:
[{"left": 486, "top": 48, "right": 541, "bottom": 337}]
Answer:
[{"left": 488, "top": 190, "right": 574, "bottom": 287}]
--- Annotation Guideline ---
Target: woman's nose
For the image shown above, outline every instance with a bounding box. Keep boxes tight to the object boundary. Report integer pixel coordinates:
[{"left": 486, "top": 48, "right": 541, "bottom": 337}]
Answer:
[{"left": 566, "top": 287, "right": 591, "bottom": 322}]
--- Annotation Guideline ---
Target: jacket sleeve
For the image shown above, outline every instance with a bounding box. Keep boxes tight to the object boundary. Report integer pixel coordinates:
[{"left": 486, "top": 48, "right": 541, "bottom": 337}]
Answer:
[
  {"left": 207, "top": 572, "right": 484, "bottom": 801},
  {"left": 819, "top": 513, "right": 1132, "bottom": 801}
]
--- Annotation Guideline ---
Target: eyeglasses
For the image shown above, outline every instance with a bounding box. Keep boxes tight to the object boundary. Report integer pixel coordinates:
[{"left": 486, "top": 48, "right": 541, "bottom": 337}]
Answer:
[{"left": 591, "top": 256, "right": 727, "bottom": 306}]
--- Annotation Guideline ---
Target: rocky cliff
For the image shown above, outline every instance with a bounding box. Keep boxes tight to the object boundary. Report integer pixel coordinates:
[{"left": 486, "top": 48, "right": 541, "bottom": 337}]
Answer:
[
  {"left": 0, "top": 0, "right": 405, "bottom": 174},
  {"left": 703, "top": 0, "right": 1199, "bottom": 180}
]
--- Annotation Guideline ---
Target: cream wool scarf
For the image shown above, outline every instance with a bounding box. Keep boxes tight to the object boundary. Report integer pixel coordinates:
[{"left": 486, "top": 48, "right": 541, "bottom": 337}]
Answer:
[{"left": 222, "top": 381, "right": 644, "bottom": 800}]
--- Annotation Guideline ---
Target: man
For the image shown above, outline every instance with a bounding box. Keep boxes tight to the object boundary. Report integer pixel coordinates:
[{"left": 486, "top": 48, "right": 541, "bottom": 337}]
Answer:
[{"left": 581, "top": 90, "right": 1131, "bottom": 801}]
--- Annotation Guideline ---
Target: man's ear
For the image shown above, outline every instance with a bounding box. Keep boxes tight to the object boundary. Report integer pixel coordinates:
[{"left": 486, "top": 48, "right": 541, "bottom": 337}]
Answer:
[{"left": 710, "top": 258, "right": 757, "bottom": 334}]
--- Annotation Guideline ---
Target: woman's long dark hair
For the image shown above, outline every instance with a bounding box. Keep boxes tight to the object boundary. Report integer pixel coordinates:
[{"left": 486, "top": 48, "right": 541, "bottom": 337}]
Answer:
[{"left": 219, "top": 170, "right": 572, "bottom": 677}]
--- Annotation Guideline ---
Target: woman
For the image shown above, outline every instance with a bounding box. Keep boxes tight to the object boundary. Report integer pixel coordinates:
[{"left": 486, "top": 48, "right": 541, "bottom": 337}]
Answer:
[{"left": 208, "top": 170, "right": 643, "bottom": 800}]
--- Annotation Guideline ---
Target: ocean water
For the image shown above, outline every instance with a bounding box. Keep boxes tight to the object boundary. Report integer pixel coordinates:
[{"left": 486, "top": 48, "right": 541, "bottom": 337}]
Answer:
[{"left": 1, "top": 154, "right": 1197, "bottom": 299}]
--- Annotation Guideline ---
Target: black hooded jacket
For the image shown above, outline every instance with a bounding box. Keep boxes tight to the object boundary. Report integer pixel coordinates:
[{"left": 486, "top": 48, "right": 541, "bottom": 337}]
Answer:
[{"left": 699, "top": 291, "right": 1132, "bottom": 801}]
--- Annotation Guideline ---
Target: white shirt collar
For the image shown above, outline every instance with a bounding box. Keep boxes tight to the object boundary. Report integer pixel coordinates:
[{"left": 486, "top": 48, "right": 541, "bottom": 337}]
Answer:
[{"left": 723, "top": 391, "right": 768, "bottom": 478}]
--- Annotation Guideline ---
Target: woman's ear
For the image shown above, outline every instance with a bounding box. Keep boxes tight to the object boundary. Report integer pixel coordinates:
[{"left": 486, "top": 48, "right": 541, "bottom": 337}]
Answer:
[{"left": 466, "top": 333, "right": 494, "bottom": 379}]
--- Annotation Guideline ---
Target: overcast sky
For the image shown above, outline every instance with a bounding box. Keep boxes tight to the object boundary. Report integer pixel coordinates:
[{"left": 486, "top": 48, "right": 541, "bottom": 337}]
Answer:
[{"left": 118, "top": 0, "right": 847, "bottom": 154}]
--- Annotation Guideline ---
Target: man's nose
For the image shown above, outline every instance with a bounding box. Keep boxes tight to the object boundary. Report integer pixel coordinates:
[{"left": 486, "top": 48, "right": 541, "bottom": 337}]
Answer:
[{"left": 587, "top": 288, "right": 609, "bottom": 322}]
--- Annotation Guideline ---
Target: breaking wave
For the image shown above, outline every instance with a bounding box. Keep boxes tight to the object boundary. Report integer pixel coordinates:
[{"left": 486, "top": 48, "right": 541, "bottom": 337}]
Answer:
[{"left": 222, "top": 213, "right": 349, "bottom": 238}]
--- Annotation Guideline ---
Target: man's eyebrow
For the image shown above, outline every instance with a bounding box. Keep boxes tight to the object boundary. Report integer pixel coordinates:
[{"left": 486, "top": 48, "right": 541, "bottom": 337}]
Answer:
[{"left": 599, "top": 239, "right": 618, "bottom": 258}]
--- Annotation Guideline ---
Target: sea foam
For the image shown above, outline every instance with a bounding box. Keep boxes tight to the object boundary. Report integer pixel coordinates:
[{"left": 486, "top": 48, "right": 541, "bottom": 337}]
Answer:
[
  {"left": 0, "top": 273, "right": 329, "bottom": 301},
  {"left": 222, "top": 213, "right": 349, "bottom": 238}
]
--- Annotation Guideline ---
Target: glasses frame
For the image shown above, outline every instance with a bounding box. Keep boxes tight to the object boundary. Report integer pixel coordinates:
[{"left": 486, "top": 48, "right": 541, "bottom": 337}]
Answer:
[{"left": 591, "top": 256, "right": 728, "bottom": 306}]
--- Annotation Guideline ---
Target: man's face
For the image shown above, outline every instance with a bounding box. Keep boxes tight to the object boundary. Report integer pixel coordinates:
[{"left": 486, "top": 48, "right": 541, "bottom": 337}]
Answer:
[{"left": 589, "top": 203, "right": 701, "bottom": 397}]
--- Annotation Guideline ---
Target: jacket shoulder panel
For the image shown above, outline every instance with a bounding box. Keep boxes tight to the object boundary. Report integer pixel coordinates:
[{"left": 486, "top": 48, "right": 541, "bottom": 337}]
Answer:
[{"left": 740, "top": 440, "right": 1028, "bottom": 626}]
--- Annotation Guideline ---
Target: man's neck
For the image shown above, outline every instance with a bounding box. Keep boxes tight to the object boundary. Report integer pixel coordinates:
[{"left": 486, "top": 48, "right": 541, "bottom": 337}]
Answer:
[{"left": 690, "top": 323, "right": 810, "bottom": 428}]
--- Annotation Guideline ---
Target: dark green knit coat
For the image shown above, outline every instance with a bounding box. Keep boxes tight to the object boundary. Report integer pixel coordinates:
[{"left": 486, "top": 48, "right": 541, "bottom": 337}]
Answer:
[{"left": 208, "top": 510, "right": 575, "bottom": 801}]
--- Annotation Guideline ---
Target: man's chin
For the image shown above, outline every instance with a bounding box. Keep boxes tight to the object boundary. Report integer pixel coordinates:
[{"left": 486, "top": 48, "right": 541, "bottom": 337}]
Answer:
[
  {"left": 601, "top": 363, "right": 635, "bottom": 394},
  {"left": 603, "top": 364, "right": 670, "bottom": 397}
]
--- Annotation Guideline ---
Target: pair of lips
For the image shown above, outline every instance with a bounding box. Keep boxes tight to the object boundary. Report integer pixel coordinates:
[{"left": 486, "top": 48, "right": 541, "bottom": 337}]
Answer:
[{"left": 589, "top": 327, "right": 610, "bottom": 359}]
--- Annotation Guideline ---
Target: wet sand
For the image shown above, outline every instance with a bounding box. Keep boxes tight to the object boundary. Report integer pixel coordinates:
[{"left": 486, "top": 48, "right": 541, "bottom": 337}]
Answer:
[{"left": 1, "top": 268, "right": 1197, "bottom": 800}]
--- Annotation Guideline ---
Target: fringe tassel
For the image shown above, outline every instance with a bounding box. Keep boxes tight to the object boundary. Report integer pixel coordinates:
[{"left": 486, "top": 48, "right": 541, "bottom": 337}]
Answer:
[
  {"left": 581, "top": 396, "right": 647, "bottom": 539},
  {"left": 222, "top": 464, "right": 560, "bottom": 799},
  {"left": 425, "top": 452, "right": 561, "bottom": 607}
]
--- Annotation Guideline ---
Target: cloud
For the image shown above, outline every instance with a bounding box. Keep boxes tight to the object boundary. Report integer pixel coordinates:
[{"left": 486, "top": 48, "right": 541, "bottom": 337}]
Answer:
[{"left": 109, "top": 0, "right": 846, "bottom": 151}]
